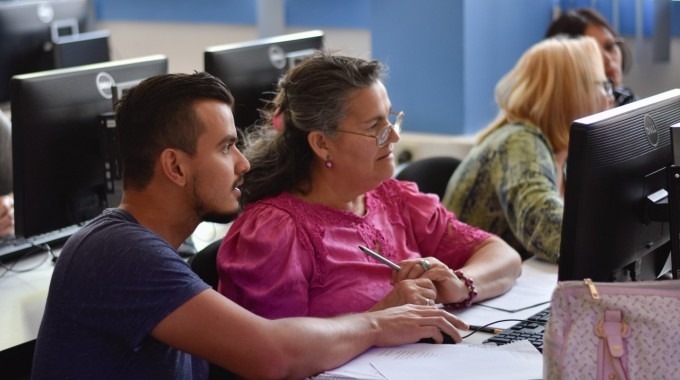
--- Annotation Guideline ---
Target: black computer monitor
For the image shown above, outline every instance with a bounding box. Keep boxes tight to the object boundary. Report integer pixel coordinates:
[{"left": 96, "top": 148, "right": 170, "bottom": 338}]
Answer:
[
  {"left": 10, "top": 55, "right": 168, "bottom": 238},
  {"left": 52, "top": 29, "right": 111, "bottom": 69},
  {"left": 204, "top": 30, "right": 324, "bottom": 130},
  {"left": 559, "top": 88, "right": 680, "bottom": 282},
  {"left": 0, "top": 0, "right": 97, "bottom": 103}
]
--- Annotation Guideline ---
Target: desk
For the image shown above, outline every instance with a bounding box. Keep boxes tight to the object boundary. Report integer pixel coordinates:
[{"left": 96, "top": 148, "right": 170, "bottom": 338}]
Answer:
[
  {"left": 313, "top": 259, "right": 558, "bottom": 379},
  {"left": 458, "top": 257, "right": 557, "bottom": 344},
  {"left": 0, "top": 221, "right": 229, "bottom": 353},
  {"left": 0, "top": 250, "right": 557, "bottom": 379},
  {"left": 0, "top": 251, "right": 54, "bottom": 352}
]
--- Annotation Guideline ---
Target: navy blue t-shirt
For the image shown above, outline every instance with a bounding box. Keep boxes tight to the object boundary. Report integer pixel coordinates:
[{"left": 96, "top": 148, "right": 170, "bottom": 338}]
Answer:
[{"left": 32, "top": 209, "right": 211, "bottom": 379}]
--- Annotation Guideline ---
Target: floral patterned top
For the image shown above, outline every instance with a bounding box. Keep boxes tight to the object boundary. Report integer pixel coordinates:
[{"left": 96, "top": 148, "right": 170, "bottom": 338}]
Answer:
[
  {"left": 217, "top": 179, "right": 492, "bottom": 318},
  {"left": 442, "top": 122, "right": 562, "bottom": 263}
]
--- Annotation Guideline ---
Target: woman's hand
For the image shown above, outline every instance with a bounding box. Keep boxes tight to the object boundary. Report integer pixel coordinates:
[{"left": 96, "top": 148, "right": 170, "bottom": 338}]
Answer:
[
  {"left": 369, "top": 278, "right": 438, "bottom": 311},
  {"left": 392, "top": 257, "right": 470, "bottom": 305}
]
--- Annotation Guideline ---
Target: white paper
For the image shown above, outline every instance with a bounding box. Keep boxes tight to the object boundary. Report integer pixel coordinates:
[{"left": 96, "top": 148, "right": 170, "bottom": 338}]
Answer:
[
  {"left": 451, "top": 258, "right": 557, "bottom": 329},
  {"left": 311, "top": 340, "right": 543, "bottom": 380}
]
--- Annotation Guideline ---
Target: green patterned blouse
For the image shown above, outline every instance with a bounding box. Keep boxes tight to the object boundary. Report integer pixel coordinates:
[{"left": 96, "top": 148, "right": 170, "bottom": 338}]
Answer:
[{"left": 442, "top": 122, "right": 562, "bottom": 263}]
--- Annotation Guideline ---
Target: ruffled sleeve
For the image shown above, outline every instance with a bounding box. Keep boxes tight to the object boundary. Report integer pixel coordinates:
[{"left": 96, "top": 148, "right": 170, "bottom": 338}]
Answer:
[
  {"left": 384, "top": 179, "right": 492, "bottom": 269},
  {"left": 217, "top": 202, "right": 314, "bottom": 319}
]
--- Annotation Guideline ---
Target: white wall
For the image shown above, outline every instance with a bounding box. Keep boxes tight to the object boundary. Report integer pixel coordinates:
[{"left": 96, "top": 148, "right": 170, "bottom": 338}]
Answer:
[{"left": 98, "top": 21, "right": 371, "bottom": 74}]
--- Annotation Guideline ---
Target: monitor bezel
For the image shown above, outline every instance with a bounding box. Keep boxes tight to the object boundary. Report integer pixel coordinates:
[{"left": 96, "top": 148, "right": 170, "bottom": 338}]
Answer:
[{"left": 559, "top": 88, "right": 680, "bottom": 282}]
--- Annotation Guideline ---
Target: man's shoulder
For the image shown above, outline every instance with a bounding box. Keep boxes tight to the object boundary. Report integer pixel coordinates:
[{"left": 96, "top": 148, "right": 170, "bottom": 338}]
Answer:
[{"left": 60, "top": 208, "right": 163, "bottom": 264}]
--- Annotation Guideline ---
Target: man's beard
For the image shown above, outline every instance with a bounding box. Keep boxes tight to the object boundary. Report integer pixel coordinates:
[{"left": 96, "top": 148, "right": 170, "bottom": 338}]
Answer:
[
  {"left": 192, "top": 177, "right": 242, "bottom": 224},
  {"left": 202, "top": 208, "right": 240, "bottom": 224}
]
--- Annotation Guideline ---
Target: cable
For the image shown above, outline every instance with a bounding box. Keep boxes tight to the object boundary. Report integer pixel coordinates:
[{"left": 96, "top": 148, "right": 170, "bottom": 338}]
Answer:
[
  {"left": 0, "top": 243, "right": 54, "bottom": 279},
  {"left": 461, "top": 318, "right": 548, "bottom": 340}
]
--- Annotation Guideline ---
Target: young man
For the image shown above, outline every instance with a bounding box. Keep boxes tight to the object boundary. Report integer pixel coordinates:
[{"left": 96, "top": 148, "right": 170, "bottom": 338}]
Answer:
[{"left": 32, "top": 72, "right": 467, "bottom": 379}]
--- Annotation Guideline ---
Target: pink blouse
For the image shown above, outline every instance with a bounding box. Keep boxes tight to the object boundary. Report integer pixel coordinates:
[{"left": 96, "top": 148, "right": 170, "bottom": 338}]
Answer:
[{"left": 217, "top": 179, "right": 492, "bottom": 318}]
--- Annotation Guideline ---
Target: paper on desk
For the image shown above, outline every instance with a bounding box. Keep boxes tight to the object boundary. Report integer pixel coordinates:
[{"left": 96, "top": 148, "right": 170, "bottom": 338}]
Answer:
[
  {"left": 311, "top": 340, "right": 542, "bottom": 380},
  {"left": 477, "top": 258, "right": 557, "bottom": 312},
  {"left": 447, "top": 258, "right": 558, "bottom": 330}
]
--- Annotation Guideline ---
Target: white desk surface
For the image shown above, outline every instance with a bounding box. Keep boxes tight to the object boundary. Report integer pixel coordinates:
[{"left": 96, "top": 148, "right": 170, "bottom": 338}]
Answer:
[
  {"left": 0, "top": 250, "right": 558, "bottom": 352},
  {"left": 0, "top": 251, "right": 55, "bottom": 351},
  {"left": 0, "top": 221, "right": 230, "bottom": 352}
]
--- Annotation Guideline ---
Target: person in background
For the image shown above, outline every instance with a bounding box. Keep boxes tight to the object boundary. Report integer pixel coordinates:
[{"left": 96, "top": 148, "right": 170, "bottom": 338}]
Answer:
[
  {"left": 546, "top": 7, "right": 637, "bottom": 106},
  {"left": 0, "top": 109, "right": 13, "bottom": 237},
  {"left": 32, "top": 72, "right": 468, "bottom": 380},
  {"left": 442, "top": 36, "right": 614, "bottom": 264},
  {"left": 217, "top": 51, "right": 522, "bottom": 319}
]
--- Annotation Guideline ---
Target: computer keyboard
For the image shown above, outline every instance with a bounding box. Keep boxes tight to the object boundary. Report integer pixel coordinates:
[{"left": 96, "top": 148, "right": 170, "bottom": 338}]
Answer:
[
  {"left": 482, "top": 306, "right": 550, "bottom": 352},
  {"left": 0, "top": 224, "right": 82, "bottom": 262}
]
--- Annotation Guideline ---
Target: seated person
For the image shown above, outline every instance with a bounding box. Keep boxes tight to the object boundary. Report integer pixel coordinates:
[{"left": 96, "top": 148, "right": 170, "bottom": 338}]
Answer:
[
  {"left": 32, "top": 72, "right": 468, "bottom": 379},
  {"left": 0, "top": 109, "right": 13, "bottom": 237},
  {"left": 217, "top": 51, "right": 522, "bottom": 319},
  {"left": 441, "top": 36, "right": 613, "bottom": 264},
  {"left": 546, "top": 7, "right": 637, "bottom": 106}
]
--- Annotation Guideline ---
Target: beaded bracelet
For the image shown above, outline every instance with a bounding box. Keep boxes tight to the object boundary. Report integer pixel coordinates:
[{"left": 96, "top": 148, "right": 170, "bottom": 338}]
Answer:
[{"left": 445, "top": 270, "right": 478, "bottom": 308}]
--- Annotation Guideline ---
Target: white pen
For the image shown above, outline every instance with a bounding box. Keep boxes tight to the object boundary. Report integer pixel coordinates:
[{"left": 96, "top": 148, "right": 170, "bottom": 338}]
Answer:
[{"left": 358, "top": 245, "right": 401, "bottom": 271}]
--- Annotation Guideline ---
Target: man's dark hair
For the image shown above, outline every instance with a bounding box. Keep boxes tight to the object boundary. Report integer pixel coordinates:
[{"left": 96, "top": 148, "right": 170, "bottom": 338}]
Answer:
[{"left": 115, "top": 72, "right": 234, "bottom": 190}]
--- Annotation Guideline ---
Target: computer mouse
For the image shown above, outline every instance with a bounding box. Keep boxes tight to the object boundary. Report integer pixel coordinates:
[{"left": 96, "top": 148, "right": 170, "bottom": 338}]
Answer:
[{"left": 417, "top": 332, "right": 457, "bottom": 344}]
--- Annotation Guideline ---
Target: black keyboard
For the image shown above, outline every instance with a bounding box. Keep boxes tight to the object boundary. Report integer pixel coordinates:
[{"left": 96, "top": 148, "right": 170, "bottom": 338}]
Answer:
[
  {"left": 0, "top": 224, "right": 81, "bottom": 262},
  {"left": 482, "top": 307, "right": 550, "bottom": 352}
]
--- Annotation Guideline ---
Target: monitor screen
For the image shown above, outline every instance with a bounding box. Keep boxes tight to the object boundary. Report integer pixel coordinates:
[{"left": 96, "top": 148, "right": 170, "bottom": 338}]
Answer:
[
  {"left": 204, "top": 30, "right": 324, "bottom": 130},
  {"left": 0, "top": 0, "right": 95, "bottom": 103},
  {"left": 559, "top": 88, "right": 680, "bottom": 282},
  {"left": 10, "top": 55, "right": 168, "bottom": 238}
]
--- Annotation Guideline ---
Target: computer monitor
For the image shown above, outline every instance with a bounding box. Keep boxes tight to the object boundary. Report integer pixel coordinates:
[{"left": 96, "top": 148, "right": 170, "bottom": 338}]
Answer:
[
  {"left": 559, "top": 88, "right": 680, "bottom": 282},
  {"left": 0, "top": 0, "right": 96, "bottom": 103},
  {"left": 52, "top": 29, "right": 111, "bottom": 68},
  {"left": 204, "top": 30, "right": 324, "bottom": 130},
  {"left": 10, "top": 55, "right": 168, "bottom": 238}
]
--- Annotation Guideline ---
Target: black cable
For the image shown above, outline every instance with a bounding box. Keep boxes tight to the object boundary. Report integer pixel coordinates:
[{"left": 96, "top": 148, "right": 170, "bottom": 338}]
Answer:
[
  {"left": 0, "top": 243, "right": 53, "bottom": 279},
  {"left": 461, "top": 318, "right": 548, "bottom": 340}
]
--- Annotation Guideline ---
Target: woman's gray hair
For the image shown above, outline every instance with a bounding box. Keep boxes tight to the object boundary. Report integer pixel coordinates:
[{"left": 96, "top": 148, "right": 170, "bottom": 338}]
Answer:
[{"left": 241, "top": 50, "right": 385, "bottom": 204}]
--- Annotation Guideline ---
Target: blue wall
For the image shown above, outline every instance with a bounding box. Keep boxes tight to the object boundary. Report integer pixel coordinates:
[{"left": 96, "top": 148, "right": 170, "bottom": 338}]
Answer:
[
  {"left": 463, "top": 1, "right": 551, "bottom": 134},
  {"left": 94, "top": 0, "right": 256, "bottom": 24},
  {"left": 93, "top": 0, "right": 680, "bottom": 36},
  {"left": 371, "top": 1, "right": 465, "bottom": 135},
  {"left": 94, "top": 0, "right": 369, "bottom": 27},
  {"left": 370, "top": 0, "right": 550, "bottom": 135}
]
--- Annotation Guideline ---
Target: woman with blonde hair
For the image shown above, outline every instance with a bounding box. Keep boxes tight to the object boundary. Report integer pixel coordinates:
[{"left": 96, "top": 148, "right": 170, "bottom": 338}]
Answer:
[{"left": 442, "top": 36, "right": 613, "bottom": 263}]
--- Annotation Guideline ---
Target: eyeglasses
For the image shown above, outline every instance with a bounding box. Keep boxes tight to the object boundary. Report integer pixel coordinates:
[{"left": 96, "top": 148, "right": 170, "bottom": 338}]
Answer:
[
  {"left": 603, "top": 38, "right": 625, "bottom": 55},
  {"left": 335, "top": 111, "right": 404, "bottom": 148},
  {"left": 597, "top": 80, "right": 614, "bottom": 98}
]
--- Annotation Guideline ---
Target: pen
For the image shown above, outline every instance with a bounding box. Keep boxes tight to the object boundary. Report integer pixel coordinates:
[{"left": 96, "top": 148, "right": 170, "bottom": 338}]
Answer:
[
  {"left": 358, "top": 245, "right": 401, "bottom": 271},
  {"left": 469, "top": 325, "right": 503, "bottom": 335}
]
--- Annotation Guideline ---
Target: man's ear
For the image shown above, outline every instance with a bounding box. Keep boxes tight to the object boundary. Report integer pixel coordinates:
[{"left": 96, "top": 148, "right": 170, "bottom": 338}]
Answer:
[
  {"left": 307, "top": 130, "right": 332, "bottom": 161},
  {"left": 159, "top": 148, "right": 188, "bottom": 187}
]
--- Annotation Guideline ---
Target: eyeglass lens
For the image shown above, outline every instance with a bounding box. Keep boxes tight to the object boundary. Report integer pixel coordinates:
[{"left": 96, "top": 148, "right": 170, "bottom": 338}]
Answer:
[
  {"left": 377, "top": 112, "right": 403, "bottom": 147},
  {"left": 603, "top": 81, "right": 614, "bottom": 97}
]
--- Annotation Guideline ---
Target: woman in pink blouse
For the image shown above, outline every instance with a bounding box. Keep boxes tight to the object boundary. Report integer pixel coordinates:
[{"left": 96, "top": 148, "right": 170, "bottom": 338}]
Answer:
[{"left": 217, "top": 51, "right": 522, "bottom": 318}]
